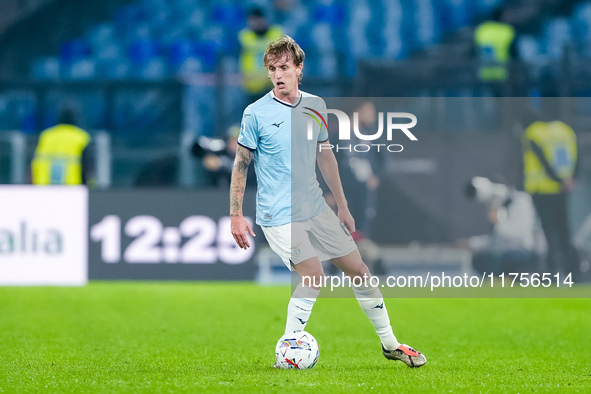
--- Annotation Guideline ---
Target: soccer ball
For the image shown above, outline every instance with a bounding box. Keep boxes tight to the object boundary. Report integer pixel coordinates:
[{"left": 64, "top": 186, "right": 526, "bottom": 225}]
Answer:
[{"left": 274, "top": 330, "right": 319, "bottom": 370}]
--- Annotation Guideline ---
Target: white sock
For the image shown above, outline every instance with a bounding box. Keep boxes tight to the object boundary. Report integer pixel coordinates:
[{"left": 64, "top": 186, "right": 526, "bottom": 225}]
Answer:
[
  {"left": 353, "top": 285, "right": 401, "bottom": 351},
  {"left": 285, "top": 283, "right": 320, "bottom": 333}
]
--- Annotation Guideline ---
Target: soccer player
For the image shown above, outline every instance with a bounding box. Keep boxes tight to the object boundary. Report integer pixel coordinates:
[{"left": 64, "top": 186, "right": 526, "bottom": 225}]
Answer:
[{"left": 229, "top": 35, "right": 426, "bottom": 368}]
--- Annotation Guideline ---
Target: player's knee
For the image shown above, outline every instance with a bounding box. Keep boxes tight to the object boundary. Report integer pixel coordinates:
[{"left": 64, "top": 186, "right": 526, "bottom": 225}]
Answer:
[
  {"left": 346, "top": 263, "right": 371, "bottom": 280},
  {"left": 299, "top": 272, "right": 325, "bottom": 290}
]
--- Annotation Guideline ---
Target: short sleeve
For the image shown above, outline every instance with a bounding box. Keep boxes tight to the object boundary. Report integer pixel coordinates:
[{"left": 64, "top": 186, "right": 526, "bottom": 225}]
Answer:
[
  {"left": 317, "top": 99, "right": 329, "bottom": 142},
  {"left": 237, "top": 108, "right": 258, "bottom": 150}
]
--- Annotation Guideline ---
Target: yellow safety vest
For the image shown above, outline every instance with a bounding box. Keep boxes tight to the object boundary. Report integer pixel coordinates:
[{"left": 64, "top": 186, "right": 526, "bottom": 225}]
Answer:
[
  {"left": 474, "top": 21, "right": 515, "bottom": 81},
  {"left": 31, "top": 124, "right": 91, "bottom": 185},
  {"left": 523, "top": 121, "right": 577, "bottom": 194},
  {"left": 238, "top": 26, "right": 283, "bottom": 94}
]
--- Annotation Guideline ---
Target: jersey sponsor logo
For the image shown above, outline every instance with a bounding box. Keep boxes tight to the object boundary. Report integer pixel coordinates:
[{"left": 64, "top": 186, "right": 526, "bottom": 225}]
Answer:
[{"left": 272, "top": 121, "right": 284, "bottom": 128}]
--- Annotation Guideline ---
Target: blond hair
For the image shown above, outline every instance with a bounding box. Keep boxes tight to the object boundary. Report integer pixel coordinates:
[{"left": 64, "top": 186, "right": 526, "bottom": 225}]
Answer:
[{"left": 263, "top": 35, "right": 305, "bottom": 83}]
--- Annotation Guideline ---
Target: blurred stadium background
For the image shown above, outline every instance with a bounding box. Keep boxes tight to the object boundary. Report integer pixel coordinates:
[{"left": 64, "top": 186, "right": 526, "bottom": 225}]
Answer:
[{"left": 1, "top": 0, "right": 591, "bottom": 283}]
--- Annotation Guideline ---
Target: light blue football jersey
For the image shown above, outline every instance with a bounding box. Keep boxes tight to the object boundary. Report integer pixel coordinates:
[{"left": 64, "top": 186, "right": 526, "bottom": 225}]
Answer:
[{"left": 238, "top": 90, "right": 329, "bottom": 226}]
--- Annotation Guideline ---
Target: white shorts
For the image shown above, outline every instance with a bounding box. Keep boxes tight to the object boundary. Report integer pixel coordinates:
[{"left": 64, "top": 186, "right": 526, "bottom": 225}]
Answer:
[{"left": 261, "top": 208, "right": 358, "bottom": 270}]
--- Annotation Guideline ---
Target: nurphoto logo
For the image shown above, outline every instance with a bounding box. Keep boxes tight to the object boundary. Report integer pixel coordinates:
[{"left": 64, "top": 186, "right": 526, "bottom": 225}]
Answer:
[{"left": 304, "top": 107, "right": 418, "bottom": 153}]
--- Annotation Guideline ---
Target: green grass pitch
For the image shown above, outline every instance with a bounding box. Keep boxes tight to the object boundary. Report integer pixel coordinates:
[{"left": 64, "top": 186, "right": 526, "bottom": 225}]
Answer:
[{"left": 0, "top": 282, "right": 590, "bottom": 393}]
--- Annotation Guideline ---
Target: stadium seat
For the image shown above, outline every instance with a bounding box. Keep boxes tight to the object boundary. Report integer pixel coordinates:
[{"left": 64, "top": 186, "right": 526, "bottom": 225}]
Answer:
[
  {"left": 96, "top": 43, "right": 124, "bottom": 61},
  {"left": 211, "top": 3, "right": 244, "bottom": 31},
  {"left": 129, "top": 39, "right": 160, "bottom": 65},
  {"left": 99, "top": 58, "right": 132, "bottom": 79},
  {"left": 59, "top": 39, "right": 91, "bottom": 65},
  {"left": 140, "top": 57, "right": 168, "bottom": 80},
  {"left": 177, "top": 57, "right": 203, "bottom": 77},
  {"left": 311, "top": 23, "right": 335, "bottom": 52},
  {"left": 20, "top": 111, "right": 37, "bottom": 134},
  {"left": 380, "top": 0, "right": 409, "bottom": 59},
  {"left": 87, "top": 22, "right": 116, "bottom": 54},
  {"left": 168, "top": 39, "right": 195, "bottom": 70},
  {"left": 313, "top": 1, "right": 345, "bottom": 27},
  {"left": 347, "top": 0, "right": 371, "bottom": 58},
  {"left": 113, "top": 5, "right": 143, "bottom": 36},
  {"left": 474, "top": 0, "right": 504, "bottom": 17},
  {"left": 571, "top": 2, "right": 591, "bottom": 57},
  {"left": 192, "top": 40, "right": 219, "bottom": 73},
  {"left": 64, "top": 58, "right": 97, "bottom": 80},
  {"left": 31, "top": 57, "right": 61, "bottom": 80},
  {"left": 543, "top": 18, "right": 573, "bottom": 59},
  {"left": 517, "top": 35, "right": 542, "bottom": 63},
  {"left": 440, "top": 0, "right": 473, "bottom": 31},
  {"left": 411, "top": 0, "right": 440, "bottom": 49}
]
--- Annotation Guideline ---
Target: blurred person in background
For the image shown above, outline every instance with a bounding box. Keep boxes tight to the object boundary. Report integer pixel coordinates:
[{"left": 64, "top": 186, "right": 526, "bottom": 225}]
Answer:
[
  {"left": 239, "top": 7, "right": 283, "bottom": 104},
  {"left": 474, "top": 7, "right": 516, "bottom": 82},
  {"left": 191, "top": 124, "right": 255, "bottom": 189},
  {"left": 324, "top": 100, "right": 385, "bottom": 275},
  {"left": 522, "top": 117, "right": 581, "bottom": 279},
  {"left": 31, "top": 108, "right": 94, "bottom": 186},
  {"left": 464, "top": 176, "right": 542, "bottom": 275},
  {"left": 339, "top": 101, "right": 382, "bottom": 238}
]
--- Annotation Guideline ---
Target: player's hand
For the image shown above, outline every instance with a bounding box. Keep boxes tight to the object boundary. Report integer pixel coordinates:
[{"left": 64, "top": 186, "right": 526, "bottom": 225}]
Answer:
[
  {"left": 337, "top": 207, "right": 356, "bottom": 233},
  {"left": 231, "top": 215, "right": 256, "bottom": 250}
]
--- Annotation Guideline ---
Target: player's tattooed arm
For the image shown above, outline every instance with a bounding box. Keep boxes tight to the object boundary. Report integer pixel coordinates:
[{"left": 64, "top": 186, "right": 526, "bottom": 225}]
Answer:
[
  {"left": 230, "top": 145, "right": 256, "bottom": 249},
  {"left": 230, "top": 145, "right": 254, "bottom": 217}
]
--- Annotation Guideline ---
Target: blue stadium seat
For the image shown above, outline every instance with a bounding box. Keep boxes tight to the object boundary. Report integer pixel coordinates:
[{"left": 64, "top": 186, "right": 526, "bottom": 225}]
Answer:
[
  {"left": 167, "top": 38, "right": 218, "bottom": 73},
  {"left": 571, "top": 2, "right": 591, "bottom": 56},
  {"left": 517, "top": 35, "right": 542, "bottom": 63},
  {"left": 99, "top": 58, "right": 132, "bottom": 79},
  {"left": 140, "top": 57, "right": 168, "bottom": 80},
  {"left": 168, "top": 39, "right": 196, "bottom": 70},
  {"left": 440, "top": 0, "right": 473, "bottom": 32},
  {"left": 193, "top": 40, "right": 218, "bottom": 72},
  {"left": 474, "top": 0, "right": 504, "bottom": 17},
  {"left": 380, "top": 0, "right": 409, "bottom": 59},
  {"left": 201, "top": 24, "right": 229, "bottom": 50},
  {"left": 95, "top": 43, "right": 124, "bottom": 61},
  {"left": 129, "top": 39, "right": 160, "bottom": 65},
  {"left": 177, "top": 57, "right": 203, "bottom": 76},
  {"left": 20, "top": 111, "right": 37, "bottom": 134},
  {"left": 346, "top": 0, "right": 372, "bottom": 56},
  {"left": 31, "top": 57, "right": 61, "bottom": 80},
  {"left": 87, "top": 22, "right": 116, "bottom": 54},
  {"left": 411, "top": 0, "right": 440, "bottom": 49},
  {"left": 313, "top": 1, "right": 345, "bottom": 27},
  {"left": 64, "top": 58, "right": 97, "bottom": 80},
  {"left": 310, "top": 24, "right": 335, "bottom": 52},
  {"left": 543, "top": 18, "right": 573, "bottom": 59},
  {"left": 59, "top": 39, "right": 91, "bottom": 65},
  {"left": 113, "top": 5, "right": 143, "bottom": 36},
  {"left": 211, "top": 3, "right": 244, "bottom": 31}
]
